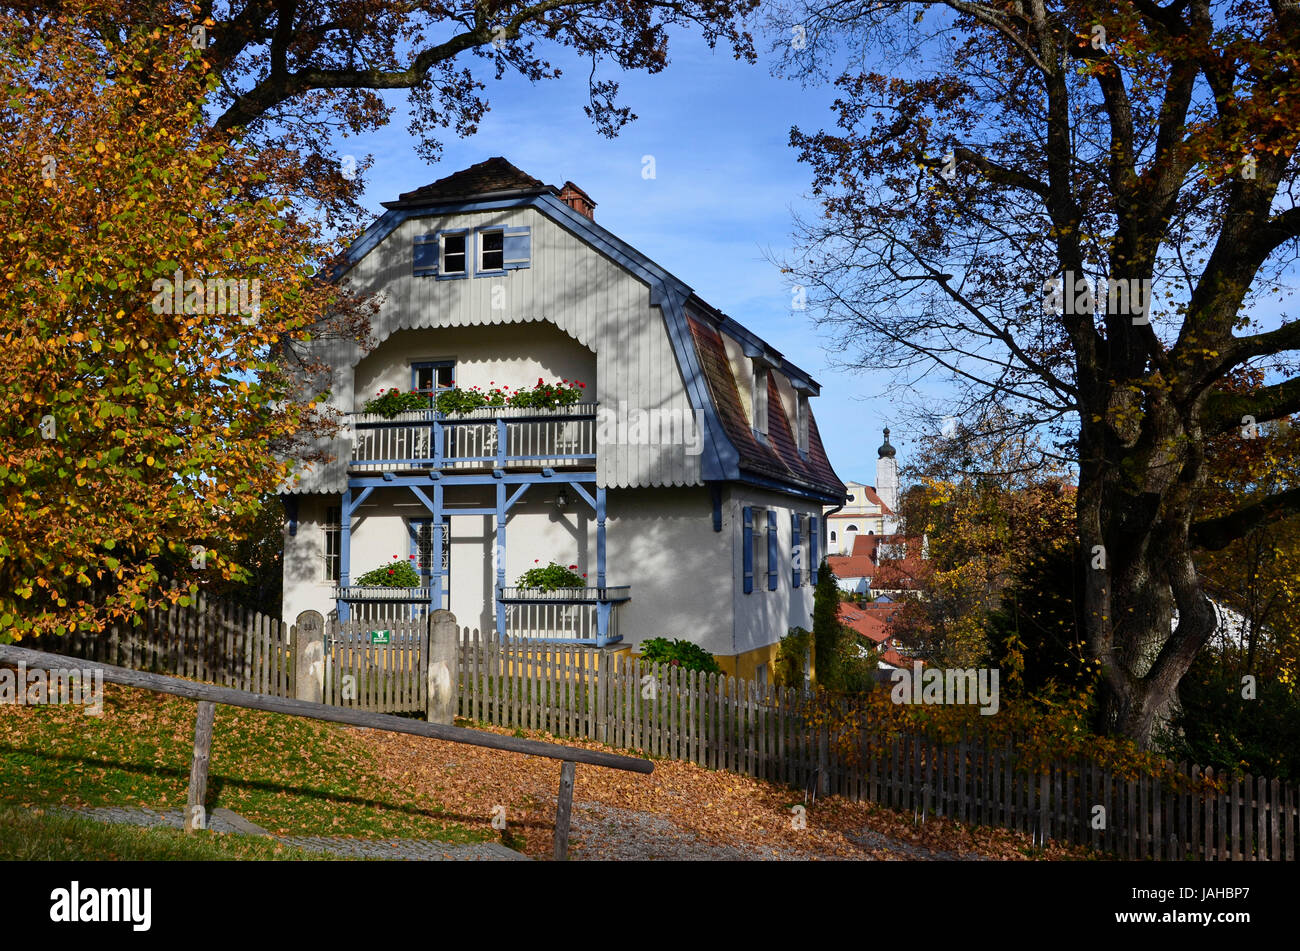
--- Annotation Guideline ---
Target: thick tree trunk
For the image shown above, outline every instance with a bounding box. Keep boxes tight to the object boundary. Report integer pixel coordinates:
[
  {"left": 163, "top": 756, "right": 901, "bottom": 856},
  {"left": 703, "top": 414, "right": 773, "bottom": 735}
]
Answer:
[{"left": 1080, "top": 404, "right": 1219, "bottom": 749}]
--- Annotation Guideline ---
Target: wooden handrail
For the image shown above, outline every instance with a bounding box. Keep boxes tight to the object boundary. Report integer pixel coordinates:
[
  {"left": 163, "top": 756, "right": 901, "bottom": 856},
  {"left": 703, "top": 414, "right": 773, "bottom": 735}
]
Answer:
[{"left": 1, "top": 643, "right": 651, "bottom": 859}]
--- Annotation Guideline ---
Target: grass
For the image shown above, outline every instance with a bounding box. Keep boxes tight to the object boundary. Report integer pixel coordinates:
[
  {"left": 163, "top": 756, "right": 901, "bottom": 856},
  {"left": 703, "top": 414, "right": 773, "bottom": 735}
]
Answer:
[
  {"left": 0, "top": 807, "right": 334, "bottom": 861},
  {"left": 0, "top": 681, "right": 494, "bottom": 844}
]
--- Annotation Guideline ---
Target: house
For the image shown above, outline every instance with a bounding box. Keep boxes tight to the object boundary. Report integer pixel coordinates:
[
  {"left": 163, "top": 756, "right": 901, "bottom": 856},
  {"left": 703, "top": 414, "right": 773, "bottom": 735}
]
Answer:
[
  {"left": 279, "top": 158, "right": 845, "bottom": 681},
  {"left": 827, "top": 532, "right": 930, "bottom": 599},
  {"left": 825, "top": 430, "right": 900, "bottom": 554},
  {"left": 838, "top": 602, "right": 913, "bottom": 670}
]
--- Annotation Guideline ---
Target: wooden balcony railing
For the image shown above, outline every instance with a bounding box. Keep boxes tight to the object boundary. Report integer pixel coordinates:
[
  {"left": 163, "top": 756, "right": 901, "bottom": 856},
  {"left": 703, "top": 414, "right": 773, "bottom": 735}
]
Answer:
[
  {"left": 497, "top": 585, "right": 631, "bottom": 645},
  {"left": 348, "top": 403, "right": 598, "bottom": 472}
]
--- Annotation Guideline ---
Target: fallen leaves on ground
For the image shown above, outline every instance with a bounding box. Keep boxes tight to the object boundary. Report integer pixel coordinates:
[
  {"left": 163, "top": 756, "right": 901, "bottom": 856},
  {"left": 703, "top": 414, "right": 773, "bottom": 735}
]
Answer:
[{"left": 357, "top": 722, "right": 1098, "bottom": 861}]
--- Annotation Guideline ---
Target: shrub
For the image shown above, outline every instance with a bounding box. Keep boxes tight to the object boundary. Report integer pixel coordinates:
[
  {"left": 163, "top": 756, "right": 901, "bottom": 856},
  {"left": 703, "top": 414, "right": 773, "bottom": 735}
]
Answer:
[
  {"left": 639, "top": 637, "right": 723, "bottom": 674},
  {"left": 353, "top": 556, "right": 422, "bottom": 587},
  {"left": 515, "top": 561, "right": 586, "bottom": 591},
  {"left": 774, "top": 626, "right": 812, "bottom": 688}
]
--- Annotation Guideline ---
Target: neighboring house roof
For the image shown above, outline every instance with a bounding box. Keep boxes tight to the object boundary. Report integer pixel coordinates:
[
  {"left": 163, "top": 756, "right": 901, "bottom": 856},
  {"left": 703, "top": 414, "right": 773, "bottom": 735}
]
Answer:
[
  {"left": 839, "top": 602, "right": 914, "bottom": 668},
  {"left": 839, "top": 601, "right": 899, "bottom": 644},
  {"left": 298, "top": 156, "right": 846, "bottom": 503},
  {"left": 826, "top": 533, "right": 928, "bottom": 588},
  {"left": 686, "top": 316, "right": 842, "bottom": 499}
]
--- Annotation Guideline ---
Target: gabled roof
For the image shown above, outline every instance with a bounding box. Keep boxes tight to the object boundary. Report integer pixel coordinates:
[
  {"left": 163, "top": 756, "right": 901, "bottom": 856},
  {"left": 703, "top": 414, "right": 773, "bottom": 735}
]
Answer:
[{"left": 389, "top": 157, "right": 550, "bottom": 207}]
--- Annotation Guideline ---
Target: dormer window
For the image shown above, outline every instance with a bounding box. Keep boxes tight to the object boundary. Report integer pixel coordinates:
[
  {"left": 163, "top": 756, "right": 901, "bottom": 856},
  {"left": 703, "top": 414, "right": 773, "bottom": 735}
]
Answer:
[{"left": 752, "top": 364, "right": 769, "bottom": 435}]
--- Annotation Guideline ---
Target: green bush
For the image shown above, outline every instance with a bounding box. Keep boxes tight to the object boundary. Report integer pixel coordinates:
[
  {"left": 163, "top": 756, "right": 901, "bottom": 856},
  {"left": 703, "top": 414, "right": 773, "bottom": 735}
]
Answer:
[
  {"left": 638, "top": 637, "right": 723, "bottom": 674},
  {"left": 354, "top": 557, "right": 422, "bottom": 587},
  {"left": 515, "top": 561, "right": 586, "bottom": 591},
  {"left": 774, "top": 626, "right": 812, "bottom": 688}
]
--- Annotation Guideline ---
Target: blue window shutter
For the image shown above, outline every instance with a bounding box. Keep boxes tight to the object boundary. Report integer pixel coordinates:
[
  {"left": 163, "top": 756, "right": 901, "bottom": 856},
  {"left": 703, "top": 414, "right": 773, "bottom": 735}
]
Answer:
[
  {"left": 809, "top": 515, "right": 819, "bottom": 584},
  {"left": 742, "top": 507, "right": 753, "bottom": 594},
  {"left": 503, "top": 227, "right": 531, "bottom": 270},
  {"left": 767, "top": 510, "right": 778, "bottom": 590},
  {"left": 413, "top": 234, "right": 438, "bottom": 277},
  {"left": 792, "top": 512, "right": 802, "bottom": 588}
]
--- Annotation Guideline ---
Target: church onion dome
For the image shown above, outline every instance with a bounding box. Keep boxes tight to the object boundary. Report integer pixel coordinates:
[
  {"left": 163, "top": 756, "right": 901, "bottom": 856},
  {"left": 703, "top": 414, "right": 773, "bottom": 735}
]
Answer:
[{"left": 877, "top": 427, "right": 896, "bottom": 459}]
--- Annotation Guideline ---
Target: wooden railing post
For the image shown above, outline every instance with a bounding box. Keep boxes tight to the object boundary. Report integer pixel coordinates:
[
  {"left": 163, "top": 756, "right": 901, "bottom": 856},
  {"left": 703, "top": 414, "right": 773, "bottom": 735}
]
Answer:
[
  {"left": 427, "top": 609, "right": 457, "bottom": 725},
  {"left": 554, "top": 760, "right": 576, "bottom": 861},
  {"left": 185, "top": 700, "right": 216, "bottom": 834},
  {"left": 294, "top": 610, "right": 325, "bottom": 704}
]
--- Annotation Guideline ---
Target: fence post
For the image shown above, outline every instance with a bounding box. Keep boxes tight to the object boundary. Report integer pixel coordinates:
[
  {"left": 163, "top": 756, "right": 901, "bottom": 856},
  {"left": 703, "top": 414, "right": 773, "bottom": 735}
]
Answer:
[
  {"left": 185, "top": 700, "right": 216, "bottom": 834},
  {"left": 554, "top": 760, "right": 577, "bottom": 861},
  {"left": 427, "top": 609, "right": 458, "bottom": 725},
  {"left": 294, "top": 611, "right": 325, "bottom": 704}
]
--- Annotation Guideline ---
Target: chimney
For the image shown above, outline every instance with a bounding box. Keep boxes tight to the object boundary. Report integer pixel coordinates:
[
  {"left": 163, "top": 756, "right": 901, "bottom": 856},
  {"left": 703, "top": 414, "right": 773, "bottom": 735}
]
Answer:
[{"left": 558, "top": 181, "right": 597, "bottom": 220}]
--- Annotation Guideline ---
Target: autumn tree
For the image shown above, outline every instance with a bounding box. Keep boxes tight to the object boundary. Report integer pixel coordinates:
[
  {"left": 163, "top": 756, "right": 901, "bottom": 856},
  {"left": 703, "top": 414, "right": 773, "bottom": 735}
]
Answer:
[
  {"left": 0, "top": 8, "right": 360, "bottom": 636},
  {"left": 3, "top": 0, "right": 761, "bottom": 226},
  {"left": 774, "top": 0, "right": 1300, "bottom": 746},
  {"left": 888, "top": 415, "right": 1076, "bottom": 667}
]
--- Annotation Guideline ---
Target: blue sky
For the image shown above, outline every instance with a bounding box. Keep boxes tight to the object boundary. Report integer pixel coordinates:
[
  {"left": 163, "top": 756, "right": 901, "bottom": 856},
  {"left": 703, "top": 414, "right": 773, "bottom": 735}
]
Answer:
[{"left": 333, "top": 31, "right": 903, "bottom": 488}]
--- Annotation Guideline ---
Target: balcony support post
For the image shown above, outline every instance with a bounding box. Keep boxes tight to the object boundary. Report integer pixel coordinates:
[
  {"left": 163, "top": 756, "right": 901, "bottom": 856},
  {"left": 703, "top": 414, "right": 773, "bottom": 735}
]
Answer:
[
  {"left": 338, "top": 488, "right": 352, "bottom": 622},
  {"left": 432, "top": 481, "right": 444, "bottom": 615},
  {"left": 495, "top": 481, "right": 507, "bottom": 639},
  {"left": 596, "top": 486, "right": 607, "bottom": 588}
]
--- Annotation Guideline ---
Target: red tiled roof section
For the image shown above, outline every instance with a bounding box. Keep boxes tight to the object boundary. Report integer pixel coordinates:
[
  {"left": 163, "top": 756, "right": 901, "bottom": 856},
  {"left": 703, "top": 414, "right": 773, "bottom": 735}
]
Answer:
[
  {"left": 398, "top": 157, "right": 548, "bottom": 203},
  {"left": 686, "top": 315, "right": 844, "bottom": 498},
  {"left": 838, "top": 602, "right": 915, "bottom": 668},
  {"left": 828, "top": 484, "right": 893, "bottom": 516},
  {"left": 827, "top": 534, "right": 929, "bottom": 589}
]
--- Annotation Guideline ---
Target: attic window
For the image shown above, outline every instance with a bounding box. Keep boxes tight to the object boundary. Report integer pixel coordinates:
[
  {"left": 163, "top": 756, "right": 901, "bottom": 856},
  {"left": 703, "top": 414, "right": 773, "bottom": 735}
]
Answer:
[
  {"left": 441, "top": 232, "right": 467, "bottom": 276},
  {"left": 479, "top": 230, "right": 504, "bottom": 271}
]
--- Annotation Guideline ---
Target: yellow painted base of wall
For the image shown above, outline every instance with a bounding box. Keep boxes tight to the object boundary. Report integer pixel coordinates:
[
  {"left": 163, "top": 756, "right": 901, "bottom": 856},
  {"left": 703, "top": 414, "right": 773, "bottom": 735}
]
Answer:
[{"left": 629, "top": 642, "right": 783, "bottom": 685}]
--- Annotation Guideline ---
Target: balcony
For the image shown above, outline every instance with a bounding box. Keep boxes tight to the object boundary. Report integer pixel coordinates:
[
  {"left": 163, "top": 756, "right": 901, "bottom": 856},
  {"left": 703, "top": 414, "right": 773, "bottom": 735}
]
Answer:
[
  {"left": 497, "top": 585, "right": 631, "bottom": 646},
  {"left": 349, "top": 403, "right": 598, "bottom": 473}
]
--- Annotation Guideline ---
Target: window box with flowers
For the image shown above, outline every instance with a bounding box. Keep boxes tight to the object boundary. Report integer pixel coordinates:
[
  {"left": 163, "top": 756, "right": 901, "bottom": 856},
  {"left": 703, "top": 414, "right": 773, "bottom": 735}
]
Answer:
[{"left": 335, "top": 555, "right": 431, "bottom": 602}]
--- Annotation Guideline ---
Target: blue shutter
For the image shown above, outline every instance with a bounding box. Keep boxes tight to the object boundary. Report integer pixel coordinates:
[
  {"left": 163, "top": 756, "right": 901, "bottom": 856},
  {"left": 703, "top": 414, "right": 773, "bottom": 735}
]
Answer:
[
  {"left": 413, "top": 234, "right": 438, "bottom": 277},
  {"left": 792, "top": 512, "right": 802, "bottom": 588},
  {"left": 809, "top": 515, "right": 819, "bottom": 584},
  {"left": 503, "top": 227, "right": 531, "bottom": 270},
  {"left": 767, "top": 510, "right": 778, "bottom": 590},
  {"left": 742, "top": 507, "right": 753, "bottom": 594}
]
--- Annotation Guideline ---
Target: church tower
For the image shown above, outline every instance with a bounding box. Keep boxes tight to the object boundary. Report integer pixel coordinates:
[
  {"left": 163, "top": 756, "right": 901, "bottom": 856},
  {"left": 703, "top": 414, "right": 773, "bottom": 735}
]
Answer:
[{"left": 876, "top": 427, "right": 899, "bottom": 531}]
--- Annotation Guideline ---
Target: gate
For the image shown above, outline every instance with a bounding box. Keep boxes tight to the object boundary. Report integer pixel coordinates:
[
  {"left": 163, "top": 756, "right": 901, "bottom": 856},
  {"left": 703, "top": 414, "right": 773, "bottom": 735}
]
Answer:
[{"left": 324, "top": 617, "right": 429, "bottom": 713}]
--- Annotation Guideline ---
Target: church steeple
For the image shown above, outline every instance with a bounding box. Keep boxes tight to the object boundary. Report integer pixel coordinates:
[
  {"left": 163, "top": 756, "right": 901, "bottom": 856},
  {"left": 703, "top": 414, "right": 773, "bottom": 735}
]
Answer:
[{"left": 877, "top": 427, "right": 896, "bottom": 459}]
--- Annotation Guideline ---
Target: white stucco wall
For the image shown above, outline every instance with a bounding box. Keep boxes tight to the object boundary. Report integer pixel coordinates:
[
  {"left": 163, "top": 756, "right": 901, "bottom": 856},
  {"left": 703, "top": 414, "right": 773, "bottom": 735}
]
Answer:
[{"left": 729, "top": 485, "right": 820, "bottom": 657}]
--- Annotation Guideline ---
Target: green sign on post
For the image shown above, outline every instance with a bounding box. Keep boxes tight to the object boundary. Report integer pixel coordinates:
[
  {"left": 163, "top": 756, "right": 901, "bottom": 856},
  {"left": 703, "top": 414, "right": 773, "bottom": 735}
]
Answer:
[{"left": 369, "top": 630, "right": 391, "bottom": 645}]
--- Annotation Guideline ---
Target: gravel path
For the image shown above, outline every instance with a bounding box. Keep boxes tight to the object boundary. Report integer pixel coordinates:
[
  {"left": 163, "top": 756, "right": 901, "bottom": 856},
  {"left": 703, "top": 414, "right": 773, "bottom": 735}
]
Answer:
[{"left": 60, "top": 806, "right": 528, "bottom": 861}]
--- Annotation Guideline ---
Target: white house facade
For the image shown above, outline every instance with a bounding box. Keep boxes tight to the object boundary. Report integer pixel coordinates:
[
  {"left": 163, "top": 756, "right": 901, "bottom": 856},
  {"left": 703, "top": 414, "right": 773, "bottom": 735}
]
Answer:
[{"left": 280, "top": 159, "right": 845, "bottom": 680}]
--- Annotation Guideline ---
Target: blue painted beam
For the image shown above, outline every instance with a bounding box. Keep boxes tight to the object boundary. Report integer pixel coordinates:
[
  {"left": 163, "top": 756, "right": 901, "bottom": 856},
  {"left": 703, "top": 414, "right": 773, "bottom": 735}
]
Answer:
[{"left": 348, "top": 472, "right": 597, "bottom": 489}]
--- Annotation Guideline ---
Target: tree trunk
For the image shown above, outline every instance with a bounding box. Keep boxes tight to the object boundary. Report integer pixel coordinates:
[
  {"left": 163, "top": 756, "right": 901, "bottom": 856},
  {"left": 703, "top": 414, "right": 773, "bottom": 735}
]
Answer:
[{"left": 1081, "top": 404, "right": 1219, "bottom": 749}]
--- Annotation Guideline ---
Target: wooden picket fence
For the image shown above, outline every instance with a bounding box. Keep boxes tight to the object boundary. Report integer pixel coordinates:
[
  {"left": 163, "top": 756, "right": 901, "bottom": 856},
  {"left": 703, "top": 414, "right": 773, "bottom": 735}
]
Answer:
[
  {"left": 324, "top": 618, "right": 428, "bottom": 714},
  {"left": 20, "top": 608, "right": 1298, "bottom": 861},
  {"left": 26, "top": 594, "right": 292, "bottom": 697},
  {"left": 453, "top": 633, "right": 1299, "bottom": 861}
]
